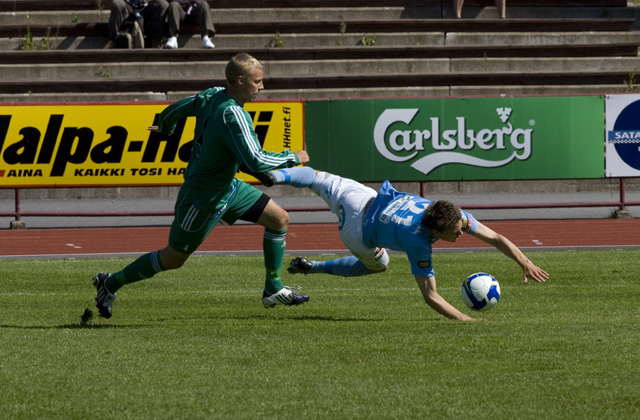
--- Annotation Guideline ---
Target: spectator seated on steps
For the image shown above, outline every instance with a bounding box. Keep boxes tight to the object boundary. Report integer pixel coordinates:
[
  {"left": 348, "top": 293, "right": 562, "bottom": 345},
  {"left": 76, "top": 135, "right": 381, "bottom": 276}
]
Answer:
[
  {"left": 163, "top": 0, "right": 216, "bottom": 49},
  {"left": 109, "top": 0, "right": 169, "bottom": 48}
]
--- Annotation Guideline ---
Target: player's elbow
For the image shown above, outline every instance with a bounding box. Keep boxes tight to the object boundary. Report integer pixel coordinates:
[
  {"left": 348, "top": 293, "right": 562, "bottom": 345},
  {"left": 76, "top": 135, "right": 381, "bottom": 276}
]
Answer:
[
  {"left": 421, "top": 285, "right": 443, "bottom": 308},
  {"left": 243, "top": 161, "right": 262, "bottom": 173},
  {"left": 481, "top": 234, "right": 503, "bottom": 249},
  {"left": 424, "top": 292, "right": 439, "bottom": 306}
]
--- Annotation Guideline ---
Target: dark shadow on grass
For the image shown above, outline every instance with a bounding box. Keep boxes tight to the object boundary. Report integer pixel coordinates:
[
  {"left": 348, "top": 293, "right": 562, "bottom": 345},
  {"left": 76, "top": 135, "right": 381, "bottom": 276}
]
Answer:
[
  {"left": 0, "top": 323, "right": 146, "bottom": 330},
  {"left": 233, "top": 314, "right": 380, "bottom": 322}
]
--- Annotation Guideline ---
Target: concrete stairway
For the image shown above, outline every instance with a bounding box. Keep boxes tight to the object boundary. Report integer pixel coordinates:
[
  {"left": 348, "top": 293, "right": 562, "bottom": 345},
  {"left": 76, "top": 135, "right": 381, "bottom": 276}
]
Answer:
[{"left": 0, "top": 0, "right": 639, "bottom": 102}]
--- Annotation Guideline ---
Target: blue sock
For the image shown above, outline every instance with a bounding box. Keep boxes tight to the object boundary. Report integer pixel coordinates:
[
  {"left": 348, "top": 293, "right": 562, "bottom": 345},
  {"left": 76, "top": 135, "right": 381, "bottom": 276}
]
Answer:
[
  {"left": 309, "top": 256, "right": 369, "bottom": 277},
  {"left": 272, "top": 166, "right": 316, "bottom": 188}
]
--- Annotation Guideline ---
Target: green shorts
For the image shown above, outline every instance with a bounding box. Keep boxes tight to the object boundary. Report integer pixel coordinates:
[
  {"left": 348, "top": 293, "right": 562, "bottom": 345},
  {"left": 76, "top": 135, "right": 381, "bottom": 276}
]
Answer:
[{"left": 168, "top": 178, "right": 266, "bottom": 254}]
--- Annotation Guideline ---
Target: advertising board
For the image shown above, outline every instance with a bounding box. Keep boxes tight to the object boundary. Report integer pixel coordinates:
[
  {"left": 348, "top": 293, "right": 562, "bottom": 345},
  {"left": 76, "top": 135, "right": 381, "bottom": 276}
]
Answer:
[
  {"left": 305, "top": 96, "right": 604, "bottom": 181},
  {"left": 0, "top": 101, "right": 303, "bottom": 187}
]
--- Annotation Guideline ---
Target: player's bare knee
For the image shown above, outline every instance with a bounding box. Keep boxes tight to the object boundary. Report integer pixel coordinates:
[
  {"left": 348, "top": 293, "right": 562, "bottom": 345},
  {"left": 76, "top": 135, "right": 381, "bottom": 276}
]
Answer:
[
  {"left": 280, "top": 210, "right": 289, "bottom": 229},
  {"left": 258, "top": 199, "right": 289, "bottom": 230},
  {"left": 276, "top": 210, "right": 289, "bottom": 230}
]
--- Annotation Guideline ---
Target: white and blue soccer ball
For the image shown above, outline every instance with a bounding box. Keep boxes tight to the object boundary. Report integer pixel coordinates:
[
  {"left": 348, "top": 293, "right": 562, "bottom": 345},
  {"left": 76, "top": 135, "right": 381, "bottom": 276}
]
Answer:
[{"left": 461, "top": 272, "right": 501, "bottom": 311}]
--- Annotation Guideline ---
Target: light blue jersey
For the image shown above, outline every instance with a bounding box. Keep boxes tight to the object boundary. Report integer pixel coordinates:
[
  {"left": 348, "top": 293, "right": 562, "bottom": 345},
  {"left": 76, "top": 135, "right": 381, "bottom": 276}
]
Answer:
[{"left": 362, "top": 181, "right": 477, "bottom": 277}]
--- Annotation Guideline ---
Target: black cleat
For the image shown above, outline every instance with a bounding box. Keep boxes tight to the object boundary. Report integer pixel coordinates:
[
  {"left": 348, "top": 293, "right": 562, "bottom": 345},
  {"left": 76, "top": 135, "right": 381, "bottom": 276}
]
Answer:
[
  {"left": 288, "top": 257, "right": 312, "bottom": 275},
  {"left": 238, "top": 164, "right": 276, "bottom": 187},
  {"left": 262, "top": 287, "right": 310, "bottom": 308},
  {"left": 93, "top": 273, "right": 116, "bottom": 318},
  {"left": 251, "top": 171, "right": 276, "bottom": 187}
]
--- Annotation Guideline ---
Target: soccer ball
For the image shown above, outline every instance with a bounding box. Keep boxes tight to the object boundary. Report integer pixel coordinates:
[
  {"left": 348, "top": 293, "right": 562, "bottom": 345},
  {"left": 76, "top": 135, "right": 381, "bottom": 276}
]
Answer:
[{"left": 461, "top": 272, "right": 501, "bottom": 311}]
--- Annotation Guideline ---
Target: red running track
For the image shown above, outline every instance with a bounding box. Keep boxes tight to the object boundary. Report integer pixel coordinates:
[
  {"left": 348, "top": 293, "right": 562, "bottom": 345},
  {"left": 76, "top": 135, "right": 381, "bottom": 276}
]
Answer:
[{"left": 1, "top": 219, "right": 639, "bottom": 258}]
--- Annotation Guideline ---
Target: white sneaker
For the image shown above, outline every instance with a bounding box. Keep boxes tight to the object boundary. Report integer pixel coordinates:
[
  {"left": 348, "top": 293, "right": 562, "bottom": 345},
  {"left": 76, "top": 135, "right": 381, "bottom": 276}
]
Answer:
[
  {"left": 202, "top": 36, "right": 215, "bottom": 49},
  {"left": 163, "top": 36, "right": 178, "bottom": 49}
]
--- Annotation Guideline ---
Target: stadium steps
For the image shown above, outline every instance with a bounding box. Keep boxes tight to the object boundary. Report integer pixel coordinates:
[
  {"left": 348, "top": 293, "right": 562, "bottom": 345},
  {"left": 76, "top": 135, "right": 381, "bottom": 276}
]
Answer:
[
  {"left": 3, "top": 30, "right": 638, "bottom": 51},
  {"left": 0, "top": 18, "right": 635, "bottom": 38},
  {"left": 1, "top": 42, "right": 638, "bottom": 64},
  {"left": 2, "top": 56, "right": 640, "bottom": 79},
  {"left": 0, "top": 69, "right": 636, "bottom": 92},
  {"left": 2, "top": 5, "right": 638, "bottom": 26},
  {"left": 0, "top": 0, "right": 629, "bottom": 12},
  {"left": 0, "top": 0, "right": 638, "bottom": 101}
]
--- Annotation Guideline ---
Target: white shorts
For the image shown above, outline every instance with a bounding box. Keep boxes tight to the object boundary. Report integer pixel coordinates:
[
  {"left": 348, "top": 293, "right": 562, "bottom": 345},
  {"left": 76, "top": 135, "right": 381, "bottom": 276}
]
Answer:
[{"left": 311, "top": 172, "right": 389, "bottom": 270}]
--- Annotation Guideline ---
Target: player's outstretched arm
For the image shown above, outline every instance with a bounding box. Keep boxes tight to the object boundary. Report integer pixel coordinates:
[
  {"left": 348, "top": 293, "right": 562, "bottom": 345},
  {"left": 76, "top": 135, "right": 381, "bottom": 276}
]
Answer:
[
  {"left": 473, "top": 221, "right": 549, "bottom": 284},
  {"left": 415, "top": 275, "right": 482, "bottom": 321}
]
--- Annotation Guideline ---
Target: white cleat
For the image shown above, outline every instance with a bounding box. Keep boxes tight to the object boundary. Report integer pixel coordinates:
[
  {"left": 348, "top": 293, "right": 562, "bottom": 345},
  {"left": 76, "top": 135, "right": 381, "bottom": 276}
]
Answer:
[{"left": 262, "top": 287, "right": 309, "bottom": 308}]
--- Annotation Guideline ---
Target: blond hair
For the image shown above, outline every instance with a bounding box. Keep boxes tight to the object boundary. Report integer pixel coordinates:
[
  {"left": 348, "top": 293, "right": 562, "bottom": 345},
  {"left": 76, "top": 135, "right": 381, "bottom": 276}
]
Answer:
[{"left": 225, "top": 53, "right": 263, "bottom": 85}]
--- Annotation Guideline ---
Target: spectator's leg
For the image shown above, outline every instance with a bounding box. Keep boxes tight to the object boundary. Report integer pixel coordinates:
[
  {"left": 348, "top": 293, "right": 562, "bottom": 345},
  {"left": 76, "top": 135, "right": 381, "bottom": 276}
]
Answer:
[
  {"left": 166, "top": 1, "right": 186, "bottom": 37},
  {"left": 143, "top": 0, "right": 169, "bottom": 47},
  {"left": 453, "top": 0, "right": 464, "bottom": 19},
  {"left": 496, "top": 0, "right": 506, "bottom": 19},
  {"left": 109, "top": 0, "right": 133, "bottom": 39},
  {"left": 195, "top": 1, "right": 216, "bottom": 38}
]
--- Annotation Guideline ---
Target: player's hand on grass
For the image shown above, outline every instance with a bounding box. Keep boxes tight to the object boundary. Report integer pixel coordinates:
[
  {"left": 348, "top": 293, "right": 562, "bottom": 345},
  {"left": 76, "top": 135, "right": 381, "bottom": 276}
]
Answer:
[
  {"left": 294, "top": 150, "right": 309, "bottom": 164},
  {"left": 523, "top": 263, "right": 549, "bottom": 284}
]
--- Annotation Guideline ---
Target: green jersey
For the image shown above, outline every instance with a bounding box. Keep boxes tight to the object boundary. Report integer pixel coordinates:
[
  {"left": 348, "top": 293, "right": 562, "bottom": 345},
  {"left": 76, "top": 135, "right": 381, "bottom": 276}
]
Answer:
[{"left": 157, "top": 87, "right": 300, "bottom": 211}]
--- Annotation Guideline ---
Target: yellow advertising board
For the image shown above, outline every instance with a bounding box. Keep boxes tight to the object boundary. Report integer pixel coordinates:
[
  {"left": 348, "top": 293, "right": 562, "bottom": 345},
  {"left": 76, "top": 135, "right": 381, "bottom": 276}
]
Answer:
[{"left": 0, "top": 101, "right": 303, "bottom": 187}]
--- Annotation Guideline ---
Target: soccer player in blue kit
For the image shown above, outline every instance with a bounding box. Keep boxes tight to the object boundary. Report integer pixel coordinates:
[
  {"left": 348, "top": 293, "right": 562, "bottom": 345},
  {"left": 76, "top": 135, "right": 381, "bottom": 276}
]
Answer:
[{"left": 267, "top": 166, "right": 549, "bottom": 321}]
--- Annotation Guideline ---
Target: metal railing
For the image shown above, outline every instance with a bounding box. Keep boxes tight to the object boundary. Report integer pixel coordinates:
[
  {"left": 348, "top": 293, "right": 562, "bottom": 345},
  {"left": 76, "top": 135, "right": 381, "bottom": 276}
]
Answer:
[{"left": 2, "top": 178, "right": 639, "bottom": 227}]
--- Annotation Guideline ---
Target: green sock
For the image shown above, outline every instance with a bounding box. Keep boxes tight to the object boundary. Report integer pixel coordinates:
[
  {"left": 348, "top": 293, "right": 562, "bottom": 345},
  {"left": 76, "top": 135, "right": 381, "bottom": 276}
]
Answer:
[
  {"left": 263, "top": 228, "right": 287, "bottom": 294},
  {"left": 266, "top": 269, "right": 284, "bottom": 293},
  {"left": 106, "top": 251, "right": 165, "bottom": 293}
]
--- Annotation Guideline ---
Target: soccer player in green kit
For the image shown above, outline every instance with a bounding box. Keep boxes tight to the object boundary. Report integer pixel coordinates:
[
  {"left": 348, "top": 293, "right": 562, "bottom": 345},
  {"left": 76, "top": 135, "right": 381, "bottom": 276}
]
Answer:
[{"left": 93, "top": 53, "right": 310, "bottom": 318}]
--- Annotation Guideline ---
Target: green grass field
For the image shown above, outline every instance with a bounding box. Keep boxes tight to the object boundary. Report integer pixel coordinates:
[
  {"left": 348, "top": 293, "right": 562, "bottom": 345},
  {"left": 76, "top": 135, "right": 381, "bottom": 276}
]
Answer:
[{"left": 1, "top": 250, "right": 639, "bottom": 419}]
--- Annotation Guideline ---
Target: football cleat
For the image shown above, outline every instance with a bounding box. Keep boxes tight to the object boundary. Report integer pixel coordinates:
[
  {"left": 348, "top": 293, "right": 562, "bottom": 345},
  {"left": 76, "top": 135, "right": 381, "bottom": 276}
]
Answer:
[
  {"left": 262, "top": 286, "right": 309, "bottom": 308},
  {"left": 252, "top": 171, "right": 276, "bottom": 187},
  {"left": 238, "top": 164, "right": 276, "bottom": 187},
  {"left": 287, "top": 257, "right": 312, "bottom": 275},
  {"left": 93, "top": 273, "right": 116, "bottom": 318}
]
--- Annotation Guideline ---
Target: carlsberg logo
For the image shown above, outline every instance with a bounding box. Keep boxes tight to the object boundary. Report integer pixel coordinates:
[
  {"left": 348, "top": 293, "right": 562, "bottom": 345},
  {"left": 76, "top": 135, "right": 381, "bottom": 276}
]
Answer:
[{"left": 374, "top": 108, "right": 533, "bottom": 175}]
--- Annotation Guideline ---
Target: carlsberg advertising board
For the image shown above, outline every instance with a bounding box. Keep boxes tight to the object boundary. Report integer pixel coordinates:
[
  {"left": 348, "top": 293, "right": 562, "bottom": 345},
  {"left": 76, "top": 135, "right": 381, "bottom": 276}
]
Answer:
[{"left": 305, "top": 96, "right": 604, "bottom": 181}]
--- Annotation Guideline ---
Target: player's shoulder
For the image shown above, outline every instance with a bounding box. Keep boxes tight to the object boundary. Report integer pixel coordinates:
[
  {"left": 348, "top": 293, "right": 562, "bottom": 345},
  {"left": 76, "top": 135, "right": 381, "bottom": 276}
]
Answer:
[
  {"left": 221, "top": 102, "right": 249, "bottom": 121},
  {"left": 195, "top": 87, "right": 227, "bottom": 104},
  {"left": 200, "top": 86, "right": 226, "bottom": 97}
]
